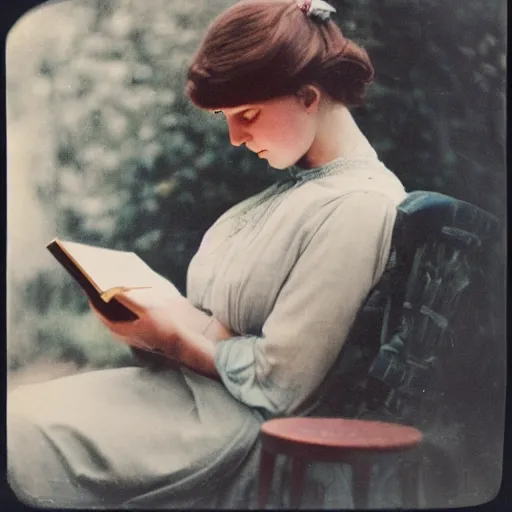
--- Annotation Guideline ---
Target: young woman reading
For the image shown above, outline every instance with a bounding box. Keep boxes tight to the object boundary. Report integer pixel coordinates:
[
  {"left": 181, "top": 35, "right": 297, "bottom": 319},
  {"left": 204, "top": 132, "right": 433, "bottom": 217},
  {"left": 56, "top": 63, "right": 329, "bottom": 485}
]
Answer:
[{"left": 8, "top": 1, "right": 406, "bottom": 507}]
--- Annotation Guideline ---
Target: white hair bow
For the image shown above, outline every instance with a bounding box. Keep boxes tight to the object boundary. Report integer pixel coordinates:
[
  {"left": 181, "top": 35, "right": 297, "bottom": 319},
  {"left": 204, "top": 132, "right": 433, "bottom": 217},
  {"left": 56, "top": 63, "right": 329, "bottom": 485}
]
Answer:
[{"left": 298, "top": 0, "right": 337, "bottom": 22}]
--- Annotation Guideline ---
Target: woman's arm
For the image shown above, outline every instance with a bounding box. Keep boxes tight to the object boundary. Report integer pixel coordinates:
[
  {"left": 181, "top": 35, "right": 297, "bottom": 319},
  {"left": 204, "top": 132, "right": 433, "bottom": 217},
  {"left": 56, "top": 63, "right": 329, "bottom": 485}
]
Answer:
[
  {"left": 90, "top": 292, "right": 233, "bottom": 379},
  {"left": 167, "top": 320, "right": 221, "bottom": 380},
  {"left": 213, "top": 192, "right": 400, "bottom": 416}
]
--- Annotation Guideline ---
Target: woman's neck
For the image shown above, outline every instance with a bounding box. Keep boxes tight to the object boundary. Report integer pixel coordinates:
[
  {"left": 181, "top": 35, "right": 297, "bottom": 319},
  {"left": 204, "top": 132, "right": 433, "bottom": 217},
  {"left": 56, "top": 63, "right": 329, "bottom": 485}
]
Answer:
[{"left": 297, "top": 103, "right": 375, "bottom": 169}]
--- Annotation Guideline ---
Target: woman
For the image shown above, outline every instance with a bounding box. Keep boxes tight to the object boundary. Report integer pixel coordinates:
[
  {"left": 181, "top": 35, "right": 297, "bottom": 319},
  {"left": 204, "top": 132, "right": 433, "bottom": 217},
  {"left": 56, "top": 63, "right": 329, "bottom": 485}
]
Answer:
[{"left": 8, "top": 0, "right": 407, "bottom": 508}]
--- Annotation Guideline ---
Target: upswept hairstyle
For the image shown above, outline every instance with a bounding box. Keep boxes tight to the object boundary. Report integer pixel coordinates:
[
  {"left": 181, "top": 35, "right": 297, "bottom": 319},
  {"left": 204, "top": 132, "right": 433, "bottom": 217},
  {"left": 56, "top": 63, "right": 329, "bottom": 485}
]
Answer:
[{"left": 186, "top": 0, "right": 374, "bottom": 109}]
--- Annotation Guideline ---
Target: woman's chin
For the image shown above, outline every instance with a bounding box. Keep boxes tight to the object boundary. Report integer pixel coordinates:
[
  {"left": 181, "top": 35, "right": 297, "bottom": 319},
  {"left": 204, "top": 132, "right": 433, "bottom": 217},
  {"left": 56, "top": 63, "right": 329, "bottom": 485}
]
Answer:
[
  {"left": 265, "top": 156, "right": 293, "bottom": 170},
  {"left": 257, "top": 151, "right": 300, "bottom": 170}
]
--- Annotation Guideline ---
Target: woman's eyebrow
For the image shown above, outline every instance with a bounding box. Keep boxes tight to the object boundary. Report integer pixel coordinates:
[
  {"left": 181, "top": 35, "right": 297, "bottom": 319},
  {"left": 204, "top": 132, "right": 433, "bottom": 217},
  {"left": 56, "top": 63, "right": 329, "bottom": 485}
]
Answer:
[{"left": 214, "top": 106, "right": 257, "bottom": 117}]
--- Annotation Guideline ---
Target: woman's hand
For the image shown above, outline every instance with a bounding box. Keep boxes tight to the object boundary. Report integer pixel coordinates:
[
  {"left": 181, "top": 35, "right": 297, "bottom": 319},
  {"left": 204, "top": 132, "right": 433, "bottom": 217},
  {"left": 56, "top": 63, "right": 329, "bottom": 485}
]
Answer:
[
  {"left": 89, "top": 290, "right": 186, "bottom": 358},
  {"left": 89, "top": 289, "right": 234, "bottom": 363}
]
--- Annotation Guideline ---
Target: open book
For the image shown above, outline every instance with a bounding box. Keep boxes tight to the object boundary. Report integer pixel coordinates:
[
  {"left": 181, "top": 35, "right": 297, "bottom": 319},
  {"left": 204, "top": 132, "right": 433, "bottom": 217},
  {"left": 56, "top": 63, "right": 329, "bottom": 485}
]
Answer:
[{"left": 46, "top": 238, "right": 179, "bottom": 322}]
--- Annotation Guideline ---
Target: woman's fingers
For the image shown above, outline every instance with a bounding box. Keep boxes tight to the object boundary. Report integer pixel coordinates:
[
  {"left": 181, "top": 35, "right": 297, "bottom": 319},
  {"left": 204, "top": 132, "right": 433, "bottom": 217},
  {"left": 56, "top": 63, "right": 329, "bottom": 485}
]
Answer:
[
  {"left": 115, "top": 289, "right": 188, "bottom": 313},
  {"left": 88, "top": 299, "right": 110, "bottom": 324},
  {"left": 111, "top": 290, "right": 149, "bottom": 316},
  {"left": 88, "top": 299, "right": 141, "bottom": 340},
  {"left": 87, "top": 293, "right": 183, "bottom": 357}
]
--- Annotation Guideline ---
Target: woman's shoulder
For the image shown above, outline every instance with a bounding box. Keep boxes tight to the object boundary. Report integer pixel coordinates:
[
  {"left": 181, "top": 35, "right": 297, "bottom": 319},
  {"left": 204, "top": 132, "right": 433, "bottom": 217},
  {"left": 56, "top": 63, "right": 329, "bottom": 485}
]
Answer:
[{"left": 291, "top": 161, "right": 407, "bottom": 211}]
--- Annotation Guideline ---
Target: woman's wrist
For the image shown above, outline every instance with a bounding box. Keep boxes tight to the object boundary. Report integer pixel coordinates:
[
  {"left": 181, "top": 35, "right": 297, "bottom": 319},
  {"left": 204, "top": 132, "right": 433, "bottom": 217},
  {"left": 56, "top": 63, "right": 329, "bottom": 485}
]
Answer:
[
  {"left": 202, "top": 316, "right": 234, "bottom": 341},
  {"left": 172, "top": 326, "right": 219, "bottom": 379},
  {"left": 134, "top": 297, "right": 231, "bottom": 377},
  {"left": 150, "top": 328, "right": 182, "bottom": 361}
]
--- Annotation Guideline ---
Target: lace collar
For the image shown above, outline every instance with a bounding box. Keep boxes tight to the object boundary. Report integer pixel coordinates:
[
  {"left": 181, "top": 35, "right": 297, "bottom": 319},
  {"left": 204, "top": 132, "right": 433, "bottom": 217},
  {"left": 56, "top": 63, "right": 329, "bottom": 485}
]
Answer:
[{"left": 286, "top": 151, "right": 379, "bottom": 183}]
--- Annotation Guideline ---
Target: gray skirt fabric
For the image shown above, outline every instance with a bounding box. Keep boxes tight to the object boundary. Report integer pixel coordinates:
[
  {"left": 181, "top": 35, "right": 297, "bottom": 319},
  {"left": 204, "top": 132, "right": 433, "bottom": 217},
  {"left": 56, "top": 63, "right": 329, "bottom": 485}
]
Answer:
[
  {"left": 7, "top": 365, "right": 386, "bottom": 509},
  {"left": 7, "top": 365, "right": 265, "bottom": 509}
]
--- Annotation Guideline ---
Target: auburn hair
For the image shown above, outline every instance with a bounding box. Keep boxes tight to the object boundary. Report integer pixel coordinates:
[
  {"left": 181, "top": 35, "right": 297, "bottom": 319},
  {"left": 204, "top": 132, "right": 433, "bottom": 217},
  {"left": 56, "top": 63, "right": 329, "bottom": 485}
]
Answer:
[{"left": 186, "top": 0, "right": 374, "bottom": 109}]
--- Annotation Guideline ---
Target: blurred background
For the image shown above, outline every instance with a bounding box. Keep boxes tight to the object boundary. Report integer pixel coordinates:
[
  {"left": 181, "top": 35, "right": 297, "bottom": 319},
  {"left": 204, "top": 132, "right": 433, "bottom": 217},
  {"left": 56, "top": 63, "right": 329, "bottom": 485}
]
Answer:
[{"left": 6, "top": 0, "right": 506, "bottom": 387}]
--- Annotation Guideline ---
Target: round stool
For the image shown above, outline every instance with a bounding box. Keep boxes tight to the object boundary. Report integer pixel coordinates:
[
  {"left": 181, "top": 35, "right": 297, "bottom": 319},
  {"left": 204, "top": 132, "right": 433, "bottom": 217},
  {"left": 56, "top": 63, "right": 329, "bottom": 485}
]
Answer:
[{"left": 258, "top": 417, "right": 423, "bottom": 509}]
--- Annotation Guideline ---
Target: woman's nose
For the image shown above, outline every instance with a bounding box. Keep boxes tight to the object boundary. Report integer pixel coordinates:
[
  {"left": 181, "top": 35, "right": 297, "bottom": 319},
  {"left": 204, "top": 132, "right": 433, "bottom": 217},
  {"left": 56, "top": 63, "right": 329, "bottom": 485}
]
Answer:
[{"left": 227, "top": 121, "right": 251, "bottom": 147}]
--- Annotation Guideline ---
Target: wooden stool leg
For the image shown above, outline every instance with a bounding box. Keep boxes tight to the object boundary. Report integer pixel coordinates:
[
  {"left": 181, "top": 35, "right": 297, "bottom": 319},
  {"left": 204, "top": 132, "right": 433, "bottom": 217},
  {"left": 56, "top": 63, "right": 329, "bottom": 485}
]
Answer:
[
  {"left": 401, "top": 457, "right": 421, "bottom": 508},
  {"left": 290, "top": 457, "right": 306, "bottom": 509},
  {"left": 258, "top": 448, "right": 276, "bottom": 509},
  {"left": 351, "top": 458, "right": 372, "bottom": 509}
]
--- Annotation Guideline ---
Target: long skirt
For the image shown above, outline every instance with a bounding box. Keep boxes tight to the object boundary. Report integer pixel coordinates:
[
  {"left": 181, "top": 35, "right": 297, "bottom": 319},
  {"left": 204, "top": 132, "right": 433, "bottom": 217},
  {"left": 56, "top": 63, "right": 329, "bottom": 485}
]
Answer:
[{"left": 7, "top": 364, "right": 402, "bottom": 509}]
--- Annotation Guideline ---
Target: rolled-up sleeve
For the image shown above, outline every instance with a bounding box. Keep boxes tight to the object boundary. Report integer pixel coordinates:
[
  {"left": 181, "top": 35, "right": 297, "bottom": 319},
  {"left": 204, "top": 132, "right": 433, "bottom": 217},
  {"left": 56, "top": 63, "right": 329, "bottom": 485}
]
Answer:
[{"left": 214, "top": 191, "right": 398, "bottom": 417}]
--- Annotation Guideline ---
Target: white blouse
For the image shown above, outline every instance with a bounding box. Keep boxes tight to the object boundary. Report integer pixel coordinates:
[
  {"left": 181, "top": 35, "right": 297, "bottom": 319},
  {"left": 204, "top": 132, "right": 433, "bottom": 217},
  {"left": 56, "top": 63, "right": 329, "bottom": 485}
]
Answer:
[{"left": 187, "top": 155, "right": 407, "bottom": 418}]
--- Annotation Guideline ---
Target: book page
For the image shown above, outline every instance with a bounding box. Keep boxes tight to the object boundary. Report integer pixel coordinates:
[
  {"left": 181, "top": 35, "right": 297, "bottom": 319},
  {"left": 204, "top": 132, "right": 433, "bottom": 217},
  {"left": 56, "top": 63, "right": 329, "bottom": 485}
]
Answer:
[{"left": 58, "top": 240, "right": 179, "bottom": 297}]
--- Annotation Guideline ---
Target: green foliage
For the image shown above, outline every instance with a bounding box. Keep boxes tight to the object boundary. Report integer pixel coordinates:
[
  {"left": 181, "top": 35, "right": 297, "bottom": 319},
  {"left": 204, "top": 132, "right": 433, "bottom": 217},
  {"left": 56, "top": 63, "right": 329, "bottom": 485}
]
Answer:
[
  {"left": 43, "top": 0, "right": 274, "bottom": 292},
  {"left": 8, "top": 306, "right": 132, "bottom": 372},
  {"left": 336, "top": 0, "right": 505, "bottom": 218},
  {"left": 14, "top": 0, "right": 505, "bottom": 371}
]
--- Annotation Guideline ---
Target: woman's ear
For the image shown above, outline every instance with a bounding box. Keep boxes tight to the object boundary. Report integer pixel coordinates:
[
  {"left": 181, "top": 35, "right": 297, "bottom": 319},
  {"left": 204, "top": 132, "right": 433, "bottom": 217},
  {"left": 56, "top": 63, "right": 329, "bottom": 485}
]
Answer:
[{"left": 297, "top": 85, "right": 321, "bottom": 113}]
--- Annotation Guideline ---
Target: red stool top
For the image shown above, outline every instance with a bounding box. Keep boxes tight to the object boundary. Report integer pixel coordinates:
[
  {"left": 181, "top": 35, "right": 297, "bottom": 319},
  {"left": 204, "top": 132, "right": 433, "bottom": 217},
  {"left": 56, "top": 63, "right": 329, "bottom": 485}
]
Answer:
[{"left": 260, "top": 417, "right": 422, "bottom": 458}]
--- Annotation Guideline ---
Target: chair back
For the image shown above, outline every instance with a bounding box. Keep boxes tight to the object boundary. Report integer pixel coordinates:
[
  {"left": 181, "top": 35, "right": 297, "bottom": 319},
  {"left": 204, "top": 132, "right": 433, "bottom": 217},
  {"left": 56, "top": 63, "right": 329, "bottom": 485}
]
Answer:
[
  {"left": 365, "top": 191, "right": 503, "bottom": 429},
  {"left": 321, "top": 190, "right": 504, "bottom": 506}
]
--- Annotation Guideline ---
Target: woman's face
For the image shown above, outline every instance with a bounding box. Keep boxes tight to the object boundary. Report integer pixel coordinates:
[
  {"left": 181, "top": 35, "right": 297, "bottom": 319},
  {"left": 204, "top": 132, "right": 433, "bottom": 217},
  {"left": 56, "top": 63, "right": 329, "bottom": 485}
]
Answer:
[{"left": 213, "top": 95, "right": 319, "bottom": 169}]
